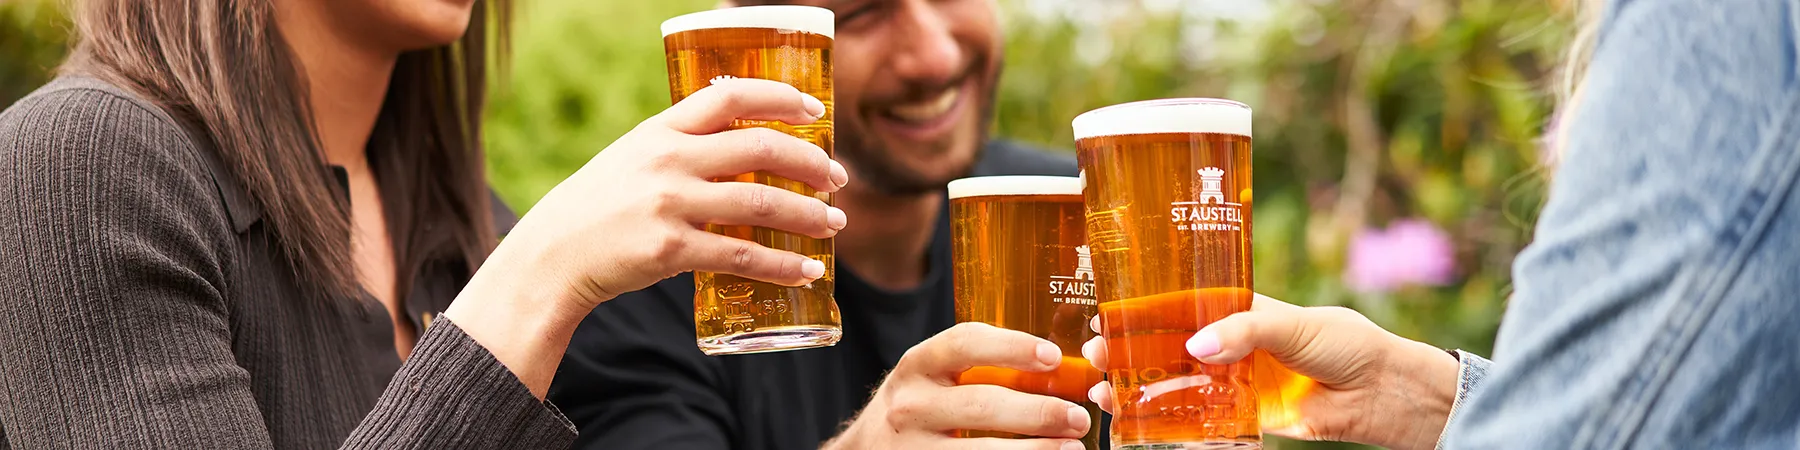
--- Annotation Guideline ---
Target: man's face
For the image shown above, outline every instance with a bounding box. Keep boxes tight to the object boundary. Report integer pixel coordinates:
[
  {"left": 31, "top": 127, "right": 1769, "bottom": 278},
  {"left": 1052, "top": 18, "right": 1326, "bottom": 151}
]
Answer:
[{"left": 761, "top": 0, "right": 1003, "bottom": 195}]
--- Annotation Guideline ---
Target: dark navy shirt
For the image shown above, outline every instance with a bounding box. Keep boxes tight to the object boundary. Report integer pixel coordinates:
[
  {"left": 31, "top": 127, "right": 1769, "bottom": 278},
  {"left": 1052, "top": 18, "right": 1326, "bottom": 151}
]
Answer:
[{"left": 551, "top": 140, "right": 1081, "bottom": 449}]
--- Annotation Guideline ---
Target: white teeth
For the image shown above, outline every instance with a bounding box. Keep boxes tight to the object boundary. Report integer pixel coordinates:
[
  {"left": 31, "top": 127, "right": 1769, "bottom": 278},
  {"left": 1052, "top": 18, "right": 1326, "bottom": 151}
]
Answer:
[{"left": 886, "top": 88, "right": 960, "bottom": 123}]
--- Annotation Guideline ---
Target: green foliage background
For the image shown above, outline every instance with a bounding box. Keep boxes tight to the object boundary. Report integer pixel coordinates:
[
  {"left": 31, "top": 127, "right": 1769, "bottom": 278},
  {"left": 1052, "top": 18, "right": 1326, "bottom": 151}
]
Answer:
[{"left": 1, "top": 1, "right": 1570, "bottom": 448}]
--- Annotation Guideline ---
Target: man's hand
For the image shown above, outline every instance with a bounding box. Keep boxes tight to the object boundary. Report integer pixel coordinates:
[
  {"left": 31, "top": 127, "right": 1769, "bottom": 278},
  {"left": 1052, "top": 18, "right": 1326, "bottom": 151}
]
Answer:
[{"left": 826, "top": 323, "right": 1091, "bottom": 450}]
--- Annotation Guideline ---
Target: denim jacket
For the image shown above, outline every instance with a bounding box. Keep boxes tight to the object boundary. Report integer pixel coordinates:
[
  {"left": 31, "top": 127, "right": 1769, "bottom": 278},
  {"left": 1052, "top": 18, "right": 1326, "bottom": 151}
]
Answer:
[{"left": 1436, "top": 0, "right": 1800, "bottom": 448}]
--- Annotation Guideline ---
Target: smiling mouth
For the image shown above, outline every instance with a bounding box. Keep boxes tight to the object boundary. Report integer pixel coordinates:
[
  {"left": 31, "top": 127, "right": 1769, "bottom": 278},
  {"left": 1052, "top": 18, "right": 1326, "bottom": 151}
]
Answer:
[
  {"left": 865, "top": 78, "right": 975, "bottom": 144},
  {"left": 880, "top": 87, "right": 962, "bottom": 124}
]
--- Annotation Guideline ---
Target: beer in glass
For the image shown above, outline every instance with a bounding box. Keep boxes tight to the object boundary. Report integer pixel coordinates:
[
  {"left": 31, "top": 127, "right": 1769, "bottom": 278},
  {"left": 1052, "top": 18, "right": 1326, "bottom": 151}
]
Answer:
[
  {"left": 1075, "top": 99, "right": 1259, "bottom": 448},
  {"left": 662, "top": 6, "right": 839, "bottom": 355},
  {"left": 949, "top": 176, "right": 1102, "bottom": 449}
]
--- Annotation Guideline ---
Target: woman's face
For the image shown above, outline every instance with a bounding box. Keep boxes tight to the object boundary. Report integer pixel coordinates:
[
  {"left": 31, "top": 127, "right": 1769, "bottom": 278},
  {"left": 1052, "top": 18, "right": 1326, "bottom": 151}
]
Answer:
[{"left": 288, "top": 0, "right": 479, "bottom": 53}]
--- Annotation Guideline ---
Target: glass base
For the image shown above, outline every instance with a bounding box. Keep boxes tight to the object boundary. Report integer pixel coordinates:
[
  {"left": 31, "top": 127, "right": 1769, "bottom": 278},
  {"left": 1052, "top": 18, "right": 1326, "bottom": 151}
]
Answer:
[
  {"left": 698, "top": 325, "right": 842, "bottom": 355},
  {"left": 1115, "top": 442, "right": 1260, "bottom": 450}
]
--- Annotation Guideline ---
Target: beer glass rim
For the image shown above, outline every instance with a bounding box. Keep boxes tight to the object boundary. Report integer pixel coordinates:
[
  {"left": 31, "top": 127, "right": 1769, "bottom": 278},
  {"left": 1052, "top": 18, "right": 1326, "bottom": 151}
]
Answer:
[
  {"left": 947, "top": 176, "right": 1082, "bottom": 199},
  {"left": 1071, "top": 98, "right": 1252, "bottom": 140},
  {"left": 661, "top": 5, "right": 835, "bottom": 39}
]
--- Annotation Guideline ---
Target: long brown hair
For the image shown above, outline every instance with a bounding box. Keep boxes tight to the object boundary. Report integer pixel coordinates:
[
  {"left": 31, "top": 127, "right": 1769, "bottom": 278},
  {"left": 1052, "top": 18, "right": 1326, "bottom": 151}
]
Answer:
[{"left": 63, "top": 1, "right": 508, "bottom": 301}]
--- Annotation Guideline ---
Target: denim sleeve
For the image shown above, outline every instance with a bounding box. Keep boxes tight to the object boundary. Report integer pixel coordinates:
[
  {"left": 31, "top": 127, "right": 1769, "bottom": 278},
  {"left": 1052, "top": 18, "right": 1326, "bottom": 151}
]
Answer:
[
  {"left": 1435, "top": 350, "right": 1491, "bottom": 450},
  {"left": 1440, "top": 0, "right": 1800, "bottom": 448}
]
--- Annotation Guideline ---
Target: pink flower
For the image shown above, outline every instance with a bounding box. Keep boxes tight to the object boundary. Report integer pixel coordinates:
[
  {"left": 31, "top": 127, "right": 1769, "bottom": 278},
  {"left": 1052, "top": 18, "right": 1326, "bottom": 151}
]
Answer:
[{"left": 1344, "top": 219, "right": 1455, "bottom": 293}]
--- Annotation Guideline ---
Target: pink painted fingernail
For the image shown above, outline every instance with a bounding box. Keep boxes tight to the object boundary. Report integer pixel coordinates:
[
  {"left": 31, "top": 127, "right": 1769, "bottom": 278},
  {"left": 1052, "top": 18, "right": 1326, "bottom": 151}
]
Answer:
[
  {"left": 1187, "top": 330, "right": 1221, "bottom": 359},
  {"left": 828, "top": 160, "right": 849, "bottom": 188},
  {"left": 826, "top": 207, "right": 847, "bottom": 230},
  {"left": 802, "top": 94, "right": 826, "bottom": 118}
]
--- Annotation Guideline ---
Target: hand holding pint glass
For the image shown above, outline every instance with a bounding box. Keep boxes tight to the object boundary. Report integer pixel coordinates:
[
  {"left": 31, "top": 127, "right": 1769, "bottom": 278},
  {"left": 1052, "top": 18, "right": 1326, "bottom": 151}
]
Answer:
[
  {"left": 1074, "top": 99, "right": 1262, "bottom": 449},
  {"left": 661, "top": 6, "right": 841, "bottom": 355},
  {"left": 948, "top": 176, "right": 1104, "bottom": 449}
]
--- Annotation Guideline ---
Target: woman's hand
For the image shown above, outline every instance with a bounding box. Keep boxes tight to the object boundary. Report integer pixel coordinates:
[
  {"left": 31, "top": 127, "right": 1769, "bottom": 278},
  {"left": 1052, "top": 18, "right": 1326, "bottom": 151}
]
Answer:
[
  {"left": 1081, "top": 294, "right": 1461, "bottom": 450},
  {"left": 446, "top": 78, "right": 847, "bottom": 398}
]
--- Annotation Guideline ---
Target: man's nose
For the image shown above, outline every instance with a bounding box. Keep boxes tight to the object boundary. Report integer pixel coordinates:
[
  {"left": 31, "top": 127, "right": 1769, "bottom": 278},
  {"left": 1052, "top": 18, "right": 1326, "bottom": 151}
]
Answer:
[{"left": 887, "top": 2, "right": 964, "bottom": 84}]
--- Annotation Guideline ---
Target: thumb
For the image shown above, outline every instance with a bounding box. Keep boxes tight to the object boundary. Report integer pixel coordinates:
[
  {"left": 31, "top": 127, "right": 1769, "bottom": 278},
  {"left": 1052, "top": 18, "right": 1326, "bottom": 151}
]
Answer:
[{"left": 1188, "top": 309, "right": 1309, "bottom": 365}]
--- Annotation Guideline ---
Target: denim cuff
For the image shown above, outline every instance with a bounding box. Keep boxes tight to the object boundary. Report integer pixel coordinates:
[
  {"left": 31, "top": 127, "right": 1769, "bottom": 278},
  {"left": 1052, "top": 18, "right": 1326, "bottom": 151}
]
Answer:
[{"left": 1435, "top": 349, "right": 1491, "bottom": 450}]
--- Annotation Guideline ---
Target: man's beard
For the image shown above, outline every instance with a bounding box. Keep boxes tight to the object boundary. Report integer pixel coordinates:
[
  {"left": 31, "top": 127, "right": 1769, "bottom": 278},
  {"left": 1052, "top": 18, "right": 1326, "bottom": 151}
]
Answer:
[{"left": 834, "top": 65, "right": 1001, "bottom": 197}]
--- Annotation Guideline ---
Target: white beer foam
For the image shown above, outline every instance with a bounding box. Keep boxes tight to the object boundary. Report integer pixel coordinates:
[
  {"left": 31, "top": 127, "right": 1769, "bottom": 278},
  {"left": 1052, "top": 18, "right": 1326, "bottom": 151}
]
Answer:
[
  {"left": 1071, "top": 98, "right": 1252, "bottom": 140},
  {"left": 661, "top": 6, "right": 834, "bottom": 39},
  {"left": 947, "top": 176, "right": 1082, "bottom": 200}
]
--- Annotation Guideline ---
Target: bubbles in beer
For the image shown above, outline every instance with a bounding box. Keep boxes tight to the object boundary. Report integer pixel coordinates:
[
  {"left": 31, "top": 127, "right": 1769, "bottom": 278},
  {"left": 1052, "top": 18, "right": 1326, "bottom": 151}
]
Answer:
[{"left": 664, "top": 8, "right": 840, "bottom": 355}]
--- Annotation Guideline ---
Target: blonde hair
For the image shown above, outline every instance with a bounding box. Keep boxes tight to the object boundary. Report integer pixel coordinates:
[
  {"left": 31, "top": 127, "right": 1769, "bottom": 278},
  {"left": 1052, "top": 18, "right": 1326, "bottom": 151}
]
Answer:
[
  {"left": 1550, "top": 0, "right": 1605, "bottom": 162},
  {"left": 1559, "top": 0, "right": 1605, "bottom": 102}
]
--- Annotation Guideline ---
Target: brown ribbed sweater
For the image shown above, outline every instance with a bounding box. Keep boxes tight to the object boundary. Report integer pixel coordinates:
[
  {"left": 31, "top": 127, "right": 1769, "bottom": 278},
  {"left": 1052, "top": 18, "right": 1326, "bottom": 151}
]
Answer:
[{"left": 0, "top": 77, "right": 576, "bottom": 449}]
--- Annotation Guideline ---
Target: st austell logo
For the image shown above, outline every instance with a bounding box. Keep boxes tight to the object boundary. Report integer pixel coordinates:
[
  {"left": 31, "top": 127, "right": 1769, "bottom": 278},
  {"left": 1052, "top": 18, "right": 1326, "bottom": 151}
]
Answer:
[
  {"left": 1170, "top": 166, "right": 1244, "bottom": 232},
  {"left": 1048, "top": 245, "right": 1097, "bottom": 306}
]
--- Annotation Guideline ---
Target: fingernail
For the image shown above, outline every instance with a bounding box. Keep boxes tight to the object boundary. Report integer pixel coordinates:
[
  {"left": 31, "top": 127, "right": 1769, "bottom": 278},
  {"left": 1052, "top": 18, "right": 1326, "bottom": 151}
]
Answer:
[
  {"left": 1036, "top": 342, "right": 1061, "bottom": 367},
  {"left": 1062, "top": 440, "right": 1085, "bottom": 450},
  {"left": 1065, "top": 405, "right": 1091, "bottom": 431},
  {"left": 801, "top": 259, "right": 826, "bottom": 279},
  {"left": 802, "top": 94, "right": 826, "bottom": 119},
  {"left": 1087, "top": 383, "right": 1106, "bottom": 405},
  {"left": 1089, "top": 315, "right": 1100, "bottom": 333},
  {"left": 1187, "top": 330, "right": 1221, "bottom": 359},
  {"left": 828, "top": 160, "right": 849, "bottom": 188},
  {"left": 826, "top": 206, "right": 847, "bottom": 230},
  {"left": 1080, "top": 338, "right": 1101, "bottom": 363}
]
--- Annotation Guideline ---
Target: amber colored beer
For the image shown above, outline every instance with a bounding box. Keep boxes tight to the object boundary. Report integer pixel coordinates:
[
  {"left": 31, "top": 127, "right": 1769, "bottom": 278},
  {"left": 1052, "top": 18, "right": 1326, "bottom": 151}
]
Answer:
[
  {"left": 663, "top": 6, "right": 840, "bottom": 355},
  {"left": 948, "top": 176, "right": 1102, "bottom": 449},
  {"left": 1076, "top": 99, "right": 1261, "bottom": 449}
]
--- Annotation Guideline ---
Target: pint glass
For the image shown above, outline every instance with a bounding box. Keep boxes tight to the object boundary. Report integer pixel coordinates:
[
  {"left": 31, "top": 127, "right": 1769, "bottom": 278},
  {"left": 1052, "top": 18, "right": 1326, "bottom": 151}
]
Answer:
[
  {"left": 662, "top": 6, "right": 840, "bottom": 355},
  {"left": 949, "top": 176, "right": 1102, "bottom": 449},
  {"left": 1075, "top": 99, "right": 1259, "bottom": 448}
]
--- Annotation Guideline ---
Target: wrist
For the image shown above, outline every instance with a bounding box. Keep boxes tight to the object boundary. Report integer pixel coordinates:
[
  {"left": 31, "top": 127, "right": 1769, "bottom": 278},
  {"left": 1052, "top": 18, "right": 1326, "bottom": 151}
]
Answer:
[
  {"left": 1365, "top": 336, "right": 1460, "bottom": 450},
  {"left": 441, "top": 243, "right": 593, "bottom": 399},
  {"left": 825, "top": 397, "right": 885, "bottom": 450}
]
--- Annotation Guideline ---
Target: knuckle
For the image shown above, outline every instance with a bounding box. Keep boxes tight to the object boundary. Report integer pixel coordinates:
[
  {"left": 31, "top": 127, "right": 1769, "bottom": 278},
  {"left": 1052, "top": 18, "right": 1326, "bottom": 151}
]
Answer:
[
  {"left": 714, "top": 85, "right": 748, "bottom": 110},
  {"left": 728, "top": 241, "right": 758, "bottom": 273},
  {"left": 887, "top": 390, "right": 931, "bottom": 422},
  {"left": 657, "top": 229, "right": 688, "bottom": 256},
  {"left": 642, "top": 228, "right": 686, "bottom": 263},
  {"left": 740, "top": 128, "right": 779, "bottom": 160},
  {"left": 647, "top": 186, "right": 683, "bottom": 216},
  {"left": 897, "top": 342, "right": 935, "bottom": 371},
  {"left": 1036, "top": 398, "right": 1068, "bottom": 431},
  {"left": 645, "top": 147, "right": 684, "bottom": 171},
  {"left": 742, "top": 185, "right": 778, "bottom": 218},
  {"left": 953, "top": 388, "right": 994, "bottom": 420}
]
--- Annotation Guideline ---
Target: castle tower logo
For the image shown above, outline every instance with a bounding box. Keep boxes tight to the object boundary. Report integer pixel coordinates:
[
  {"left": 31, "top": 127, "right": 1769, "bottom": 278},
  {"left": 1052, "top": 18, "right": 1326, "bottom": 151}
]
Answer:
[
  {"left": 1197, "top": 167, "right": 1226, "bottom": 205},
  {"left": 1074, "top": 245, "right": 1094, "bottom": 281},
  {"left": 709, "top": 74, "right": 740, "bottom": 85}
]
